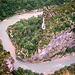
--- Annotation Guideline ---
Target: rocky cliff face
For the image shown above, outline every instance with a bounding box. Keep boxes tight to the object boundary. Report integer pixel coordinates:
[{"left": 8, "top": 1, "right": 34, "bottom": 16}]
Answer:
[
  {"left": 18, "top": 27, "right": 75, "bottom": 63},
  {"left": 31, "top": 27, "right": 75, "bottom": 62},
  {"left": 29, "top": 2, "right": 75, "bottom": 62},
  {"left": 4, "top": 58, "right": 14, "bottom": 72},
  {"left": 10, "top": 1, "right": 75, "bottom": 63}
]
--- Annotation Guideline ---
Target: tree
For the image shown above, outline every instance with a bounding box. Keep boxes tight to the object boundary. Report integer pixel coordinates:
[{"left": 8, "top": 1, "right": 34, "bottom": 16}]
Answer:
[
  {"left": 24, "top": 41, "right": 34, "bottom": 50},
  {"left": 26, "top": 4, "right": 32, "bottom": 10}
]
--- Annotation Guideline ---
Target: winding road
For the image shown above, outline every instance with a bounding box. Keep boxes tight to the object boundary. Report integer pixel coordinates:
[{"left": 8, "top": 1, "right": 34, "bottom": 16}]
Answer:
[{"left": 0, "top": 11, "right": 75, "bottom": 73}]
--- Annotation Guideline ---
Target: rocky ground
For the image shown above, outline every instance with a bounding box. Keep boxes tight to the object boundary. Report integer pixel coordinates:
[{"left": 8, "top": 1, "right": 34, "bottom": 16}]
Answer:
[{"left": 4, "top": 58, "right": 14, "bottom": 72}]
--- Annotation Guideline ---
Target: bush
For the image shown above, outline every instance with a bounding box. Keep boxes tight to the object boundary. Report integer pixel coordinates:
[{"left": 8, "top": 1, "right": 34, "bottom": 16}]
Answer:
[
  {"left": 54, "top": 24, "right": 62, "bottom": 32},
  {"left": 65, "top": 47, "right": 75, "bottom": 53},
  {"left": 24, "top": 41, "right": 34, "bottom": 50},
  {"left": 63, "top": 22, "right": 71, "bottom": 27},
  {"left": 72, "top": 28, "right": 75, "bottom": 32},
  {"left": 72, "top": 13, "right": 75, "bottom": 22},
  {"left": 60, "top": 18, "right": 65, "bottom": 21}
]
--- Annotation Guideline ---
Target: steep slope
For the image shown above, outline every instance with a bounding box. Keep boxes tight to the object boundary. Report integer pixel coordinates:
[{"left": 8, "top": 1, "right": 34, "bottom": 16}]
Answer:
[
  {"left": 7, "top": 1, "right": 75, "bottom": 63},
  {"left": 0, "top": 39, "right": 14, "bottom": 74},
  {"left": 0, "top": 39, "right": 41, "bottom": 75}
]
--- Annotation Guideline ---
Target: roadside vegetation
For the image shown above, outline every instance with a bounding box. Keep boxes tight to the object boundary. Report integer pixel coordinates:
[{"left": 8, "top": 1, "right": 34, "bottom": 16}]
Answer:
[{"left": 0, "top": 0, "right": 71, "bottom": 20}]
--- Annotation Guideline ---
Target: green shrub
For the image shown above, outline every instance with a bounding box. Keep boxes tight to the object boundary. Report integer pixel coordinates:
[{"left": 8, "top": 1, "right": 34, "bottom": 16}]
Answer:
[
  {"left": 60, "top": 18, "right": 65, "bottom": 21},
  {"left": 72, "top": 13, "right": 75, "bottom": 22},
  {"left": 63, "top": 22, "right": 71, "bottom": 27},
  {"left": 72, "top": 28, "right": 75, "bottom": 32},
  {"left": 65, "top": 47, "right": 75, "bottom": 53}
]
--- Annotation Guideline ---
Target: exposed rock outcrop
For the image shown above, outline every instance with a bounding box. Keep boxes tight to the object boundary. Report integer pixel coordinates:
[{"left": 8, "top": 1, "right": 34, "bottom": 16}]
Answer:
[
  {"left": 4, "top": 57, "right": 14, "bottom": 72},
  {"left": 31, "top": 28, "right": 75, "bottom": 62}
]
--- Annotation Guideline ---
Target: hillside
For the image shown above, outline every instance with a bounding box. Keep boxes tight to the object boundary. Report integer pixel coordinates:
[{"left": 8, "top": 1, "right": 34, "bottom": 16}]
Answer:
[
  {"left": 0, "top": 39, "right": 14, "bottom": 75},
  {"left": 7, "top": 1, "right": 75, "bottom": 63},
  {"left": 0, "top": 0, "right": 71, "bottom": 20},
  {"left": 0, "top": 39, "right": 42, "bottom": 75}
]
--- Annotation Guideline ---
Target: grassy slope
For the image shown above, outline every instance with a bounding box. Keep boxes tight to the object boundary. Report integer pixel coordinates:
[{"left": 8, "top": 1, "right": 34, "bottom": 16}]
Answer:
[{"left": 8, "top": 1, "right": 75, "bottom": 59}]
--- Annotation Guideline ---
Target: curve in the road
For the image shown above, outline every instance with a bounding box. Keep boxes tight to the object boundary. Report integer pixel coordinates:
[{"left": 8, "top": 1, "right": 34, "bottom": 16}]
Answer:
[{"left": 0, "top": 11, "right": 75, "bottom": 73}]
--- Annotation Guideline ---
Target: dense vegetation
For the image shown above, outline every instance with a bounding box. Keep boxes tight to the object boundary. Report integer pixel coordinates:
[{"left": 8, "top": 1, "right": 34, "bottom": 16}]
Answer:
[
  {"left": 0, "top": 0, "right": 71, "bottom": 20},
  {"left": 8, "top": 1, "right": 75, "bottom": 59},
  {"left": 8, "top": 15, "right": 44, "bottom": 58},
  {"left": 50, "top": 63, "right": 75, "bottom": 75}
]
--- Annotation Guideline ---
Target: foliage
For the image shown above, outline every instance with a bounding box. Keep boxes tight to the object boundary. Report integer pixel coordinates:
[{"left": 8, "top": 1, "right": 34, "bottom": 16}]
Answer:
[
  {"left": 45, "top": 1, "right": 75, "bottom": 33},
  {"left": 71, "top": 13, "right": 75, "bottom": 22},
  {"left": 60, "top": 17, "right": 65, "bottom": 21},
  {"left": 72, "top": 28, "right": 75, "bottom": 32},
  {"left": 0, "top": 0, "right": 71, "bottom": 20},
  {"left": 65, "top": 47, "right": 75, "bottom": 53},
  {"left": 49, "top": 47, "right": 75, "bottom": 60},
  {"left": 8, "top": 15, "right": 43, "bottom": 58},
  {"left": 41, "top": 1, "right": 75, "bottom": 48}
]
